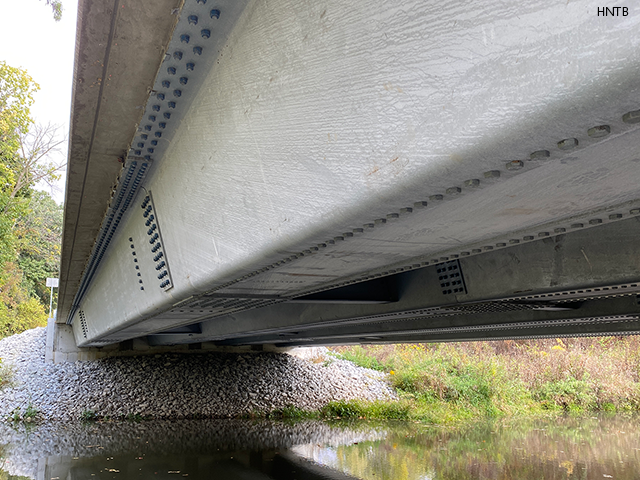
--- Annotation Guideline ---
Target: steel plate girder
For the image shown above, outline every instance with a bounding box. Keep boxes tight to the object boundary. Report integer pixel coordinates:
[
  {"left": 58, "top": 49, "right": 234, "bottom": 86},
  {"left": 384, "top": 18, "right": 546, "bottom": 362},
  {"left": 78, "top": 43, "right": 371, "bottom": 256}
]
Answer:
[{"left": 66, "top": 0, "right": 640, "bottom": 347}]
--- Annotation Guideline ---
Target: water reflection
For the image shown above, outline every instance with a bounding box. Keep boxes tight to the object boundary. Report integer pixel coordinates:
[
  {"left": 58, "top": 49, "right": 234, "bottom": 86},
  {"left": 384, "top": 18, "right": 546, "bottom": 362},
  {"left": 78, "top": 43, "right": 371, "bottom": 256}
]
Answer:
[
  {"left": 1, "top": 416, "right": 639, "bottom": 480},
  {"left": 0, "top": 420, "right": 381, "bottom": 480},
  {"left": 301, "top": 416, "right": 640, "bottom": 480}
]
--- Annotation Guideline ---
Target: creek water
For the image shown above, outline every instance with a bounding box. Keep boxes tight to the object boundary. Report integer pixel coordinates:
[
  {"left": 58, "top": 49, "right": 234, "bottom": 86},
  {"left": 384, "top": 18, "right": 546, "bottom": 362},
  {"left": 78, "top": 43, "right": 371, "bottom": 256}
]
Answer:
[{"left": 0, "top": 415, "right": 638, "bottom": 479}]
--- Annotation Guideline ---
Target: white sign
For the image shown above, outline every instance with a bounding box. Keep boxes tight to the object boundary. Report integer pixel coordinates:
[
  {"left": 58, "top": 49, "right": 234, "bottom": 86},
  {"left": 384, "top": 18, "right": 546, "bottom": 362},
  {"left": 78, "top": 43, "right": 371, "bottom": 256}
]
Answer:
[{"left": 46, "top": 278, "right": 59, "bottom": 288}]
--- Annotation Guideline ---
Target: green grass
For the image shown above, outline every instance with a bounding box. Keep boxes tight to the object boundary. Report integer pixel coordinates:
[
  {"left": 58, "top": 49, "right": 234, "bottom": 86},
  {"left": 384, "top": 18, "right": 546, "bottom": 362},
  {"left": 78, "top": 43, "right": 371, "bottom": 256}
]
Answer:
[{"left": 322, "top": 338, "right": 640, "bottom": 425}]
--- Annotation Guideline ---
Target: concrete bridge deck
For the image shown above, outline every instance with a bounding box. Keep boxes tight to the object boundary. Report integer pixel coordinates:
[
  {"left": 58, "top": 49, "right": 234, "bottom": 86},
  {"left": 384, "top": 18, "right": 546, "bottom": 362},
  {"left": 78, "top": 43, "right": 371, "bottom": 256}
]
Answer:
[{"left": 57, "top": 0, "right": 640, "bottom": 351}]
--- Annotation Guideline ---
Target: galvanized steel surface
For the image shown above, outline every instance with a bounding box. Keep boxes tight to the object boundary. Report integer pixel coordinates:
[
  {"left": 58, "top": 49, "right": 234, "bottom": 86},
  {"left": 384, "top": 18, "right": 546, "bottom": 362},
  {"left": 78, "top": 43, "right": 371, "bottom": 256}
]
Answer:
[{"left": 63, "top": 0, "right": 640, "bottom": 346}]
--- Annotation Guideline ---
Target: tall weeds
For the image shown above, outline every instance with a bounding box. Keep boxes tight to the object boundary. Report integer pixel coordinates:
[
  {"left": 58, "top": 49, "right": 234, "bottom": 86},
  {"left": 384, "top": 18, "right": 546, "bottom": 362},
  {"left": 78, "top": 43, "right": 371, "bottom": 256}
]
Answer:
[{"left": 332, "top": 336, "right": 640, "bottom": 421}]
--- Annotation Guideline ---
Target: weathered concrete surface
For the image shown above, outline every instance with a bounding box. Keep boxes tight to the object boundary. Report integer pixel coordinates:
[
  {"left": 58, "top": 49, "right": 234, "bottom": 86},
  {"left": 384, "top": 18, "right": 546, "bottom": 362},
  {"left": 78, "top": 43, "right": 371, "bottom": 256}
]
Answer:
[{"left": 58, "top": 0, "right": 182, "bottom": 324}]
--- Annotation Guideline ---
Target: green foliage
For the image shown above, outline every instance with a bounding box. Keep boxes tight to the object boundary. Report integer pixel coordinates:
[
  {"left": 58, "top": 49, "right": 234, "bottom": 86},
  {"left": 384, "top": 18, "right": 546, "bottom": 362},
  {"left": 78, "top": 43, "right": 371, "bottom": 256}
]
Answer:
[
  {"left": 0, "top": 62, "right": 63, "bottom": 339},
  {"left": 335, "top": 346, "right": 387, "bottom": 371},
  {"left": 0, "top": 292, "right": 48, "bottom": 339},
  {"left": 43, "top": 0, "right": 63, "bottom": 21},
  {"left": 331, "top": 338, "right": 640, "bottom": 425},
  {"left": 321, "top": 400, "right": 411, "bottom": 420},
  {"left": 0, "top": 61, "right": 38, "bottom": 160},
  {"left": 534, "top": 376, "right": 596, "bottom": 412},
  {"left": 80, "top": 410, "right": 98, "bottom": 421},
  {"left": 7, "top": 403, "right": 39, "bottom": 423},
  {"left": 267, "top": 405, "right": 315, "bottom": 420},
  {"left": 15, "top": 190, "right": 63, "bottom": 307}
]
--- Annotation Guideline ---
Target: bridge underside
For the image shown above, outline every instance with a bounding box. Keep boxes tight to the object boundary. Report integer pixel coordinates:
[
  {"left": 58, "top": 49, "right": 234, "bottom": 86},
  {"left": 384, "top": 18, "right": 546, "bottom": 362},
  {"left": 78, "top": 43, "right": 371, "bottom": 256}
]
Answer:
[{"left": 58, "top": 0, "right": 640, "bottom": 348}]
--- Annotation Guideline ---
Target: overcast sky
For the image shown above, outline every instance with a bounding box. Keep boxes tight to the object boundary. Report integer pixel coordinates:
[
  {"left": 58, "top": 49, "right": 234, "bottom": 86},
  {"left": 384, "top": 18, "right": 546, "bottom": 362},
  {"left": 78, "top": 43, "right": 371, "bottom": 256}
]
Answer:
[{"left": 0, "top": 0, "right": 79, "bottom": 204}]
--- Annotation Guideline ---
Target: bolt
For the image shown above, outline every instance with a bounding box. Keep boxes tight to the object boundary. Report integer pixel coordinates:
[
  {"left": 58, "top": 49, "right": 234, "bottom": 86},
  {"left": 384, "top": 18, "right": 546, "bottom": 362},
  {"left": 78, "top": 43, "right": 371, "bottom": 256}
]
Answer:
[
  {"left": 496, "top": 242, "right": 506, "bottom": 247},
  {"left": 609, "top": 213, "right": 622, "bottom": 220},
  {"left": 538, "top": 232, "right": 549, "bottom": 237},
  {"left": 173, "top": 90, "right": 182, "bottom": 97},
  {"left": 152, "top": 105, "right": 161, "bottom": 112},
  {"left": 188, "top": 15, "right": 198, "bottom": 25},
  {"left": 483, "top": 246, "right": 493, "bottom": 251},
  {"left": 484, "top": 170, "right": 500, "bottom": 179},
  {"left": 386, "top": 213, "right": 400, "bottom": 220},
  {"left": 374, "top": 218, "right": 387, "bottom": 225},
  {"left": 343, "top": 232, "right": 354, "bottom": 237},
  {"left": 362, "top": 223, "right": 374, "bottom": 229},
  {"left": 186, "top": 63, "right": 195, "bottom": 71},
  {"left": 155, "top": 132, "right": 162, "bottom": 138},
  {"left": 509, "top": 239, "right": 520, "bottom": 244},
  {"left": 180, "top": 77, "right": 188, "bottom": 85},
  {"left": 180, "top": 34, "right": 190, "bottom": 44},
  {"left": 151, "top": 140, "right": 158, "bottom": 146},
  {"left": 201, "top": 29, "right": 211, "bottom": 39},
  {"left": 623, "top": 110, "right": 640, "bottom": 124},
  {"left": 167, "top": 67, "right": 176, "bottom": 75},
  {"left": 557, "top": 138, "right": 578, "bottom": 150},
  {"left": 400, "top": 207, "right": 414, "bottom": 214},
  {"left": 588, "top": 125, "right": 610, "bottom": 138},
  {"left": 571, "top": 223, "right": 584, "bottom": 228},
  {"left": 464, "top": 179, "right": 480, "bottom": 187},
  {"left": 141, "top": 134, "right": 148, "bottom": 140},
  {"left": 530, "top": 150, "right": 550, "bottom": 160},
  {"left": 589, "top": 219, "right": 602, "bottom": 225},
  {"left": 162, "top": 80, "right": 170, "bottom": 88},
  {"left": 471, "top": 249, "right": 481, "bottom": 254},
  {"left": 210, "top": 9, "right": 221, "bottom": 19},
  {"left": 317, "top": 243, "right": 327, "bottom": 248},
  {"left": 173, "top": 51, "right": 183, "bottom": 61},
  {"left": 523, "top": 235, "right": 534, "bottom": 241},
  {"left": 334, "top": 236, "right": 344, "bottom": 242},
  {"left": 168, "top": 102, "right": 176, "bottom": 108},
  {"left": 554, "top": 227, "right": 566, "bottom": 233},
  {"left": 144, "top": 125, "right": 152, "bottom": 131},
  {"left": 630, "top": 209, "right": 640, "bottom": 215},
  {"left": 506, "top": 160, "right": 523, "bottom": 170},
  {"left": 446, "top": 187, "right": 461, "bottom": 195},
  {"left": 193, "top": 46, "right": 203, "bottom": 55},
  {"left": 429, "top": 195, "right": 443, "bottom": 201},
  {"left": 413, "top": 201, "right": 428, "bottom": 209}
]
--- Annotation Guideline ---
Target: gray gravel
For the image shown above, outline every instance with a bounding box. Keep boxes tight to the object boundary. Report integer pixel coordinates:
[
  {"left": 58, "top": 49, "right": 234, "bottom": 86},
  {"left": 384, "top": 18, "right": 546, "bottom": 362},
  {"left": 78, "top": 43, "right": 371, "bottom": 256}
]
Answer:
[{"left": 0, "top": 328, "right": 395, "bottom": 421}]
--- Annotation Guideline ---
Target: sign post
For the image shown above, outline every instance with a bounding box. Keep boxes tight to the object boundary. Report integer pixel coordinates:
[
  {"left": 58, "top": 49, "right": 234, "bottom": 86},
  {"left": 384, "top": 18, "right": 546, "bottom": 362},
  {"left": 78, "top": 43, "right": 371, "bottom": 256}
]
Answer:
[{"left": 46, "top": 278, "right": 59, "bottom": 319}]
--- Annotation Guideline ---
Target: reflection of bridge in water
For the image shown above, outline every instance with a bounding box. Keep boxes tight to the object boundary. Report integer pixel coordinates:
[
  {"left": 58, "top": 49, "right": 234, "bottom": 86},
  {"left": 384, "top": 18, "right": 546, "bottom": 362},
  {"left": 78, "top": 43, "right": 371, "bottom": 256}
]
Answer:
[
  {"left": 1, "top": 420, "right": 378, "bottom": 480},
  {"left": 54, "top": 0, "right": 640, "bottom": 356}
]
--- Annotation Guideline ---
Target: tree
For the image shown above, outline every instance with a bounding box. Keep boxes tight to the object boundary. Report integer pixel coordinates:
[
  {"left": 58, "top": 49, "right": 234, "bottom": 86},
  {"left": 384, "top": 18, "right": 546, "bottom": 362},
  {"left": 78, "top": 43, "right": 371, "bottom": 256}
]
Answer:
[
  {"left": 15, "top": 190, "right": 63, "bottom": 307},
  {"left": 0, "top": 62, "right": 39, "bottom": 271},
  {"left": 42, "top": 0, "right": 63, "bottom": 21},
  {"left": 0, "top": 62, "right": 64, "bottom": 337},
  {"left": 4, "top": 123, "right": 66, "bottom": 209}
]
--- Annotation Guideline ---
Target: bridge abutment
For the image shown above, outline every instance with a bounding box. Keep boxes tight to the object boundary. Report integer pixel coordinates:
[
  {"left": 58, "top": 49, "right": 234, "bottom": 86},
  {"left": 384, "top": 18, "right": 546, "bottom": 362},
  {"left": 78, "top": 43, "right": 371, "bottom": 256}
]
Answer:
[{"left": 44, "top": 319, "right": 292, "bottom": 364}]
